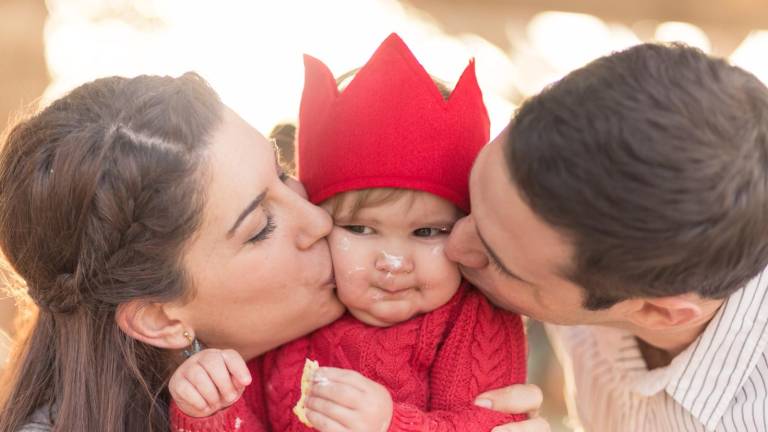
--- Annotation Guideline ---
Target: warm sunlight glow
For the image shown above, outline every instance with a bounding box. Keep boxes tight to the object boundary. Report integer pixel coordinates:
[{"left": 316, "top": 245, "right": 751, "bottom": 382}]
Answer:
[
  {"left": 730, "top": 30, "right": 768, "bottom": 85},
  {"left": 655, "top": 21, "right": 711, "bottom": 52},
  {"left": 43, "top": 0, "right": 518, "bottom": 135},
  {"left": 41, "top": 1, "right": 768, "bottom": 139},
  {"left": 515, "top": 11, "right": 640, "bottom": 96}
]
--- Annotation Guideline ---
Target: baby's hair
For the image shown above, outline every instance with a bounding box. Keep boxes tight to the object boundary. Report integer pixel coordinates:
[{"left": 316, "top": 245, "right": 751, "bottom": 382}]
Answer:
[
  {"left": 269, "top": 122, "right": 296, "bottom": 175},
  {"left": 324, "top": 188, "right": 466, "bottom": 221},
  {"left": 324, "top": 188, "right": 417, "bottom": 220}
]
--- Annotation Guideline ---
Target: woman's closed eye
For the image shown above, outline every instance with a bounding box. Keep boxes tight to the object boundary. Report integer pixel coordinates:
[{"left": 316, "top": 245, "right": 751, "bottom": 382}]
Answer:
[
  {"left": 247, "top": 214, "right": 276, "bottom": 243},
  {"left": 342, "top": 225, "right": 375, "bottom": 235},
  {"left": 413, "top": 227, "right": 451, "bottom": 238}
]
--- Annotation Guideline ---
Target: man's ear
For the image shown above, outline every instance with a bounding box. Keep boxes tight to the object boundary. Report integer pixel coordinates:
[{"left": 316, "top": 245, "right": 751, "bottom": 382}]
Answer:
[
  {"left": 624, "top": 296, "right": 703, "bottom": 330},
  {"left": 115, "top": 300, "right": 191, "bottom": 349}
]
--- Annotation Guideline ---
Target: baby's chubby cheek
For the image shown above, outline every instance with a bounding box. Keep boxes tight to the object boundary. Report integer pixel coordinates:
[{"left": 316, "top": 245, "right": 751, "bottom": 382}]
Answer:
[
  {"left": 329, "top": 233, "right": 361, "bottom": 274},
  {"left": 327, "top": 233, "right": 368, "bottom": 300},
  {"left": 429, "top": 244, "right": 445, "bottom": 257},
  {"left": 419, "top": 244, "right": 463, "bottom": 295}
]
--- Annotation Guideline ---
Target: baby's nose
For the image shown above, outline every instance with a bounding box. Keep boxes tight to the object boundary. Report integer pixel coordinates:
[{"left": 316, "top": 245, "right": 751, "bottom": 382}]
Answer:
[{"left": 374, "top": 251, "right": 414, "bottom": 274}]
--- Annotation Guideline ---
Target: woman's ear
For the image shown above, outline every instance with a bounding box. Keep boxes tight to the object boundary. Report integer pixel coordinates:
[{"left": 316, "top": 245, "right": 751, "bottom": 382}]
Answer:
[{"left": 115, "top": 300, "right": 191, "bottom": 349}]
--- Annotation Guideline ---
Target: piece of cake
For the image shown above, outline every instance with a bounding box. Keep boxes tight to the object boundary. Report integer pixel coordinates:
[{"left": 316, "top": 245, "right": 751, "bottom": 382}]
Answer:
[{"left": 292, "top": 358, "right": 320, "bottom": 427}]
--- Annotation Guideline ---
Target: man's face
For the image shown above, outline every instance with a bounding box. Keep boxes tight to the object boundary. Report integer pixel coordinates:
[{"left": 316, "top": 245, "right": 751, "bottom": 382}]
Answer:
[{"left": 446, "top": 129, "right": 626, "bottom": 326}]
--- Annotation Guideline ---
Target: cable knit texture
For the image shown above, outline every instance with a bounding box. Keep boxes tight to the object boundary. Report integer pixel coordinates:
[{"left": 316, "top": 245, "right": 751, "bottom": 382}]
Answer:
[{"left": 170, "top": 283, "right": 527, "bottom": 431}]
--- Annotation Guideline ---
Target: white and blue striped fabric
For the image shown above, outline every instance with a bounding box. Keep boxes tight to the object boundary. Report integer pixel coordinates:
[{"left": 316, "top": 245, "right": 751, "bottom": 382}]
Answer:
[{"left": 548, "top": 269, "right": 768, "bottom": 431}]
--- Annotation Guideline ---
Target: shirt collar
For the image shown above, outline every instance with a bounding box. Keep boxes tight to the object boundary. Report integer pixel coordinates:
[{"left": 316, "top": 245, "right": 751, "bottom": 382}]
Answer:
[
  {"left": 664, "top": 269, "right": 768, "bottom": 430},
  {"left": 589, "top": 267, "right": 768, "bottom": 430}
]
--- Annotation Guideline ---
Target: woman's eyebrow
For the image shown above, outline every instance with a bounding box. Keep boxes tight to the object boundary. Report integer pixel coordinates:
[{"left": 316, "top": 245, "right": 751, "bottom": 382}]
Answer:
[{"left": 227, "top": 190, "right": 267, "bottom": 239}]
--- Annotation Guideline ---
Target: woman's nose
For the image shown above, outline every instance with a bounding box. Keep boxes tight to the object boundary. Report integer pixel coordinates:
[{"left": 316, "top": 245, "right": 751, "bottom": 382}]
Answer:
[
  {"left": 374, "top": 250, "right": 414, "bottom": 274},
  {"left": 445, "top": 215, "right": 489, "bottom": 269},
  {"left": 289, "top": 179, "right": 333, "bottom": 250}
]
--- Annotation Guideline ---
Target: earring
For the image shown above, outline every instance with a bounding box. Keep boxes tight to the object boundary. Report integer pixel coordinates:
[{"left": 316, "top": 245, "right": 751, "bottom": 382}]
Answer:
[{"left": 182, "top": 331, "right": 203, "bottom": 358}]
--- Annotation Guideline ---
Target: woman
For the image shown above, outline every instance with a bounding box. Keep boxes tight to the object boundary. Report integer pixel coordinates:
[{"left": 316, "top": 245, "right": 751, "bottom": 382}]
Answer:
[{"left": 0, "top": 73, "right": 543, "bottom": 432}]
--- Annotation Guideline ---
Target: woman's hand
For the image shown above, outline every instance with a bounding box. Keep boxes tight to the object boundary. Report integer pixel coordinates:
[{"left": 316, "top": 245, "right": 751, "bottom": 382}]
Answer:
[
  {"left": 305, "top": 367, "right": 393, "bottom": 432},
  {"left": 168, "top": 348, "right": 252, "bottom": 418},
  {"left": 474, "top": 384, "right": 550, "bottom": 432}
]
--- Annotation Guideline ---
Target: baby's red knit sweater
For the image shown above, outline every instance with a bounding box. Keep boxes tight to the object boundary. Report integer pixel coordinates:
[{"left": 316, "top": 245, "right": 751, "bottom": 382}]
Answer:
[{"left": 171, "top": 282, "right": 527, "bottom": 431}]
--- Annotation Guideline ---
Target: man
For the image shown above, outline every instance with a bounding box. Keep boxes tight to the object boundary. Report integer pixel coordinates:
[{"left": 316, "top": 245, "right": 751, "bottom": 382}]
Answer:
[{"left": 448, "top": 43, "right": 768, "bottom": 431}]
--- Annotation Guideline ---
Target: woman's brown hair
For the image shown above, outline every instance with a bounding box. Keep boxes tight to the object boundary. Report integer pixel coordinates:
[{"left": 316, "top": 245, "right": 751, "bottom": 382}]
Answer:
[{"left": 0, "top": 72, "right": 222, "bottom": 431}]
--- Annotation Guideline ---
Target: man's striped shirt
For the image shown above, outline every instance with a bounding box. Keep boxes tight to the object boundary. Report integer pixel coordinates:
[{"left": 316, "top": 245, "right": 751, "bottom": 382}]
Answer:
[{"left": 548, "top": 268, "right": 768, "bottom": 431}]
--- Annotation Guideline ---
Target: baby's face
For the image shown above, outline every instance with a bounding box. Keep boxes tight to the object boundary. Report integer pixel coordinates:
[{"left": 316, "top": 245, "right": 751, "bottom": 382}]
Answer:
[{"left": 324, "top": 192, "right": 463, "bottom": 327}]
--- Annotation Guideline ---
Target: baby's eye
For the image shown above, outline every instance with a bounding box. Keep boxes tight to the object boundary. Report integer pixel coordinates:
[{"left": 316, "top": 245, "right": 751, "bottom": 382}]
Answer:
[
  {"left": 413, "top": 227, "right": 450, "bottom": 237},
  {"left": 343, "top": 225, "right": 375, "bottom": 235}
]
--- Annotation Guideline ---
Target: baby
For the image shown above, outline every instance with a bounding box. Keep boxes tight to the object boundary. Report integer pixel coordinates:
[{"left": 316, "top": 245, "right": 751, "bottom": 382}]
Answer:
[{"left": 170, "top": 33, "right": 527, "bottom": 432}]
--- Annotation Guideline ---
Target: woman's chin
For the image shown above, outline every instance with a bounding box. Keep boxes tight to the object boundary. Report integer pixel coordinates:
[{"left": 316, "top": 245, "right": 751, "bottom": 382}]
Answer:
[
  {"left": 305, "top": 285, "right": 345, "bottom": 326},
  {"left": 320, "top": 292, "right": 346, "bottom": 325}
]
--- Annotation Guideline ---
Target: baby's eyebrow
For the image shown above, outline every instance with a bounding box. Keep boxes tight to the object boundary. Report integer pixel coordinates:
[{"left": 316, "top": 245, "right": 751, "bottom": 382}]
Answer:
[
  {"left": 335, "top": 216, "right": 383, "bottom": 226},
  {"left": 416, "top": 220, "right": 457, "bottom": 228}
]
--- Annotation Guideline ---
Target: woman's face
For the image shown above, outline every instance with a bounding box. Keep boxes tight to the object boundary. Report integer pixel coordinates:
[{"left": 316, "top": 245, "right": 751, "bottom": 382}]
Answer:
[{"left": 172, "top": 107, "right": 344, "bottom": 360}]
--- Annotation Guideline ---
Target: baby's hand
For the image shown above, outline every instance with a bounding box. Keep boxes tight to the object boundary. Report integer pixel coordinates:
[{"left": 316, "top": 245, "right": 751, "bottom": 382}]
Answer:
[
  {"left": 305, "top": 367, "right": 393, "bottom": 432},
  {"left": 168, "top": 348, "right": 252, "bottom": 418}
]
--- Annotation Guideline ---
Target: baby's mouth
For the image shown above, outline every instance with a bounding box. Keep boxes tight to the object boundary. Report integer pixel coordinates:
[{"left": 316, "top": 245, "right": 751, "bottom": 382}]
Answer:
[{"left": 374, "top": 284, "right": 414, "bottom": 297}]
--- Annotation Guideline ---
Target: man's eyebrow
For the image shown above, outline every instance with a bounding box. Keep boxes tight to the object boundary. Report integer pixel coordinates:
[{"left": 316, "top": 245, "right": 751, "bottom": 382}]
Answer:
[
  {"left": 227, "top": 190, "right": 267, "bottom": 239},
  {"left": 476, "top": 227, "right": 526, "bottom": 282}
]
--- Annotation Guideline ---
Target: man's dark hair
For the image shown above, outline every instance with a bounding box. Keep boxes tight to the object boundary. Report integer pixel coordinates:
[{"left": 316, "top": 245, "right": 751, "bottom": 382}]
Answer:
[{"left": 505, "top": 43, "right": 768, "bottom": 310}]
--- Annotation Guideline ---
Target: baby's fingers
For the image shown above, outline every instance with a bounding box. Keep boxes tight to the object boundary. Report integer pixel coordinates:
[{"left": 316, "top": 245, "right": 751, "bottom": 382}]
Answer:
[
  {"left": 183, "top": 362, "right": 223, "bottom": 409},
  {"left": 220, "top": 349, "right": 252, "bottom": 387},
  {"left": 172, "top": 378, "right": 211, "bottom": 416},
  {"left": 309, "top": 376, "right": 365, "bottom": 410},
  {"left": 305, "top": 397, "right": 354, "bottom": 432},
  {"left": 313, "top": 367, "right": 370, "bottom": 391},
  {"left": 197, "top": 350, "right": 245, "bottom": 404}
]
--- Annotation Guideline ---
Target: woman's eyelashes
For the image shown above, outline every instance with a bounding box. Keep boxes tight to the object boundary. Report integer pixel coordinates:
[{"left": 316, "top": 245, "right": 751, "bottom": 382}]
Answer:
[
  {"left": 247, "top": 214, "right": 276, "bottom": 243},
  {"left": 245, "top": 169, "right": 287, "bottom": 245}
]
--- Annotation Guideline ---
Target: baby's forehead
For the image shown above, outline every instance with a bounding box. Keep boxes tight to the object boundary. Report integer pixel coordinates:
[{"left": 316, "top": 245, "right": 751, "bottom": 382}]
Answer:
[{"left": 330, "top": 189, "right": 463, "bottom": 226}]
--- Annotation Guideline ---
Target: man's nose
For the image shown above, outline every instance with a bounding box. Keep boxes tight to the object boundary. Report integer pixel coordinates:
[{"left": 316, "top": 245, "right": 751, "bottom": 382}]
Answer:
[{"left": 446, "top": 215, "right": 489, "bottom": 269}]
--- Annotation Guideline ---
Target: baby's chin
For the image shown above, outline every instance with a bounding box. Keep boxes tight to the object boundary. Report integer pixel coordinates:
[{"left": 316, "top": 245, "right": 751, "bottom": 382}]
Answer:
[{"left": 348, "top": 301, "right": 422, "bottom": 327}]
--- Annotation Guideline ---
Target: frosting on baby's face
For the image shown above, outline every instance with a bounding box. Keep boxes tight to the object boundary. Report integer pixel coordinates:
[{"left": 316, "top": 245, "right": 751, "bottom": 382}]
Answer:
[{"left": 324, "top": 191, "right": 463, "bottom": 327}]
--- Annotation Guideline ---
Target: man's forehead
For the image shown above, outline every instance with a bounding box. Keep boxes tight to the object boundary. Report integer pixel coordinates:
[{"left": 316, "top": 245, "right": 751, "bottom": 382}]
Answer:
[
  {"left": 471, "top": 134, "right": 575, "bottom": 277},
  {"left": 470, "top": 132, "right": 504, "bottom": 216}
]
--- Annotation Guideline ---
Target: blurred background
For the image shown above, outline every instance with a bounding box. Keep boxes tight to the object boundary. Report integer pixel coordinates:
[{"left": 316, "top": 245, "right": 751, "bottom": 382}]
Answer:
[{"left": 2, "top": 1, "right": 768, "bottom": 430}]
